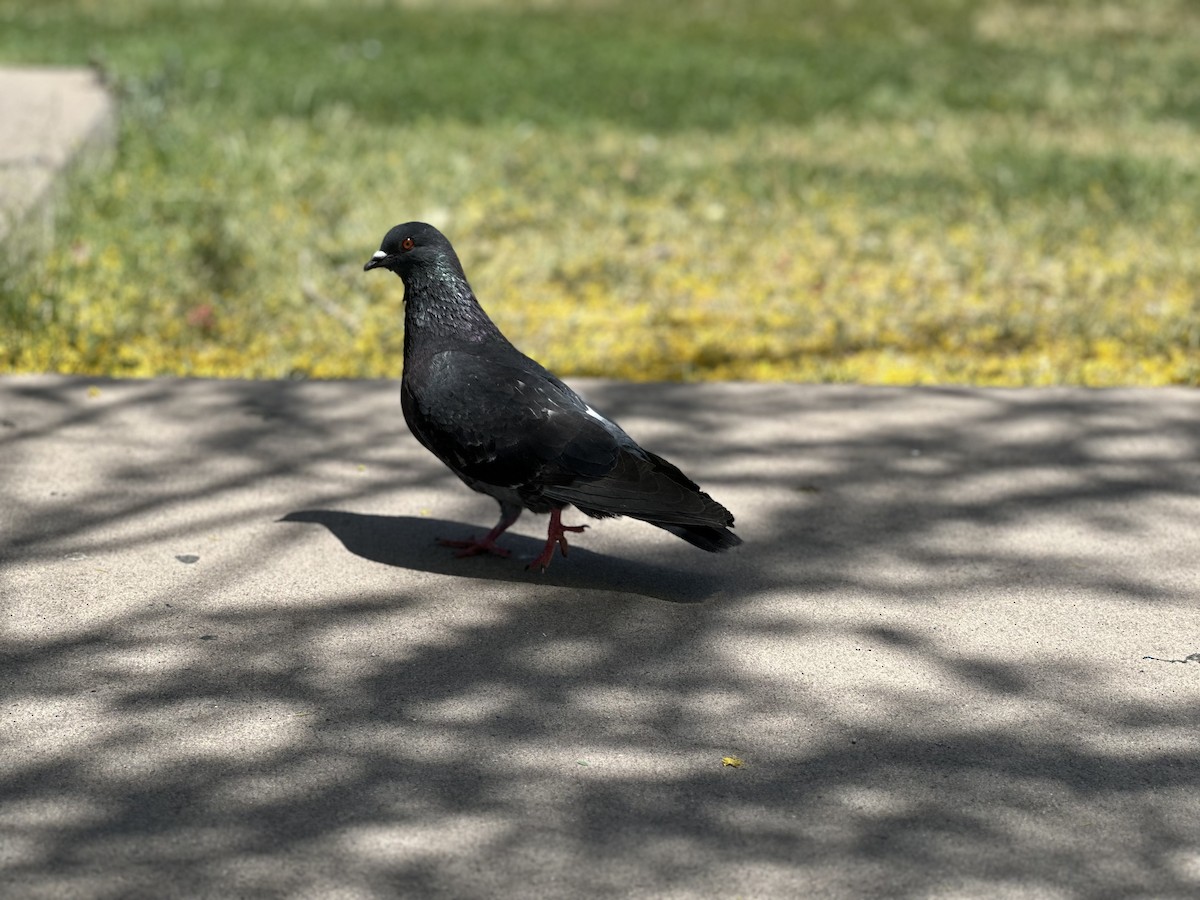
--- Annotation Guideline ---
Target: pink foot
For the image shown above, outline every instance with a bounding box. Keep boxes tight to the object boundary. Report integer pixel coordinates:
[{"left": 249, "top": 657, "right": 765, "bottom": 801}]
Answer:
[
  {"left": 437, "top": 510, "right": 519, "bottom": 560},
  {"left": 437, "top": 535, "right": 512, "bottom": 559},
  {"left": 527, "top": 508, "right": 588, "bottom": 572}
]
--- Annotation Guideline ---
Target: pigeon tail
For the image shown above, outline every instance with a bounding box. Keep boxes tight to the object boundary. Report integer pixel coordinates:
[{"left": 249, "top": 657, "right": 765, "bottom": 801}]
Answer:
[
  {"left": 653, "top": 521, "right": 743, "bottom": 553},
  {"left": 542, "top": 446, "right": 741, "bottom": 551}
]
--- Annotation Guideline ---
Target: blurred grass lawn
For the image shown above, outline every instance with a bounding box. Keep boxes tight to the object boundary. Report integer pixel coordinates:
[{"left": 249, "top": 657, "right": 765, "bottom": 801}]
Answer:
[{"left": 2, "top": 0, "right": 1199, "bottom": 384}]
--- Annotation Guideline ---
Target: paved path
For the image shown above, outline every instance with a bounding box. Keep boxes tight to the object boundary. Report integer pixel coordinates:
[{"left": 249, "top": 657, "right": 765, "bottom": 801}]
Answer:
[
  {"left": 0, "top": 66, "right": 115, "bottom": 249},
  {"left": 2, "top": 375, "right": 1199, "bottom": 898}
]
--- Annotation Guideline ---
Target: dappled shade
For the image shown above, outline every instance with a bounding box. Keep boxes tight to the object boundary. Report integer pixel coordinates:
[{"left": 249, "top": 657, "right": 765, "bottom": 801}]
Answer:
[{"left": 3, "top": 376, "right": 1200, "bottom": 896}]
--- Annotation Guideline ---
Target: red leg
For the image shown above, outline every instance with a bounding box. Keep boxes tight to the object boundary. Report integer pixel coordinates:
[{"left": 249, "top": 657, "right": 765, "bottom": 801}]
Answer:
[
  {"left": 527, "top": 508, "right": 587, "bottom": 572},
  {"left": 438, "top": 504, "right": 520, "bottom": 559}
]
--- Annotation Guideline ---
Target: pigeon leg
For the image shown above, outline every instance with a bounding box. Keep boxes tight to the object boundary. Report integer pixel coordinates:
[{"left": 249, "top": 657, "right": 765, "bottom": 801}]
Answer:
[
  {"left": 527, "top": 507, "right": 588, "bottom": 572},
  {"left": 438, "top": 503, "right": 521, "bottom": 559}
]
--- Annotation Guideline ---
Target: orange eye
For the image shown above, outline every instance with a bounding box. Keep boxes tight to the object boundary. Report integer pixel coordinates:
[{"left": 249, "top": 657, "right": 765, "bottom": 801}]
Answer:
[{"left": 401, "top": 237, "right": 415, "bottom": 251}]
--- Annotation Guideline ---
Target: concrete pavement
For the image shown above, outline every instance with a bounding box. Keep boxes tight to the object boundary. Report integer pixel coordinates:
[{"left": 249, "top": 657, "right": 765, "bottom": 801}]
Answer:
[{"left": 2, "top": 375, "right": 1199, "bottom": 898}]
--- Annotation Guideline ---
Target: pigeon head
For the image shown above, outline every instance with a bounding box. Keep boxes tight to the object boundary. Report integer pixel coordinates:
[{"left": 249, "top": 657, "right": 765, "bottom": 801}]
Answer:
[
  {"left": 363, "top": 221, "right": 500, "bottom": 338},
  {"left": 363, "top": 222, "right": 464, "bottom": 284}
]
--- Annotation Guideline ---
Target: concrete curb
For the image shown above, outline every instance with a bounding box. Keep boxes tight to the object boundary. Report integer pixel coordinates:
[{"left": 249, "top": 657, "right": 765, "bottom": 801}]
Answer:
[{"left": 0, "top": 66, "right": 116, "bottom": 254}]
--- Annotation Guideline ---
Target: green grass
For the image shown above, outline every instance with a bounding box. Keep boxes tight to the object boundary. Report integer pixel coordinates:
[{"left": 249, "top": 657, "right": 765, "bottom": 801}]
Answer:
[{"left": 2, "top": 0, "right": 1200, "bottom": 383}]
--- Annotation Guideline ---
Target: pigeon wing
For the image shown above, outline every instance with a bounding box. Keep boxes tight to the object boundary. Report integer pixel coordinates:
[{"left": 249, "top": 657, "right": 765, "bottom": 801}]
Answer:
[{"left": 402, "top": 350, "right": 619, "bottom": 491}]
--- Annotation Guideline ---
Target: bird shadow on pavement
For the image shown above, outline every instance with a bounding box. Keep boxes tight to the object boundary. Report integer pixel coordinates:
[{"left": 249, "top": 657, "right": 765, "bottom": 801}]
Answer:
[{"left": 279, "top": 509, "right": 716, "bottom": 604}]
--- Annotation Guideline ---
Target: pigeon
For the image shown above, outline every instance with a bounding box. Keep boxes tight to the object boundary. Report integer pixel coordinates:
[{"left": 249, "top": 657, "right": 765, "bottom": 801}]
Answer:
[{"left": 363, "top": 222, "right": 741, "bottom": 571}]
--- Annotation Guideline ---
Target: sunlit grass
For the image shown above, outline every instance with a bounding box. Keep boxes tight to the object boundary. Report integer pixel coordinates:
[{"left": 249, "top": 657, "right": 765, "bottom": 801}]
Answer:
[{"left": 2, "top": 0, "right": 1199, "bottom": 384}]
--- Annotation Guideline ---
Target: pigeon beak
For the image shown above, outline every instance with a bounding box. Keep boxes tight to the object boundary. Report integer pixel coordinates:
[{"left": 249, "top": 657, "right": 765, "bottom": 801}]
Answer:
[{"left": 363, "top": 250, "right": 389, "bottom": 272}]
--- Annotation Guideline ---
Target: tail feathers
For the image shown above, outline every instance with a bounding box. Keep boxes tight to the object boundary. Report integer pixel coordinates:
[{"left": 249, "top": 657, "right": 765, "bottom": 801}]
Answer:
[
  {"left": 655, "top": 521, "right": 743, "bottom": 553},
  {"left": 542, "top": 447, "right": 742, "bottom": 552}
]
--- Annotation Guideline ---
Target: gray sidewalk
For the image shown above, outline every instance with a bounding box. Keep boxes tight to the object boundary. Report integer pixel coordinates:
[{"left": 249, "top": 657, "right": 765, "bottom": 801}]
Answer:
[{"left": 2, "top": 375, "right": 1199, "bottom": 898}]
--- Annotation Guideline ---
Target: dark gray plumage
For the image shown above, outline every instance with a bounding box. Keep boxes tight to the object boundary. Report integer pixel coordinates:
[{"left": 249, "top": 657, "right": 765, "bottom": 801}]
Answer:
[{"left": 364, "top": 221, "right": 741, "bottom": 570}]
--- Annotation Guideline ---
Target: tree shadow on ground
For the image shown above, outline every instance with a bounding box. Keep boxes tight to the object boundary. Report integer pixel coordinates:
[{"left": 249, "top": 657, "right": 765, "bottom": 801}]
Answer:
[{"left": 2, "top": 376, "right": 1200, "bottom": 898}]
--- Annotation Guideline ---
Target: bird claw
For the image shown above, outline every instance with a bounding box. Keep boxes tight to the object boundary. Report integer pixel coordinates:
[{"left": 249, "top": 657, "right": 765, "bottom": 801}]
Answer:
[
  {"left": 526, "top": 518, "right": 588, "bottom": 572},
  {"left": 437, "top": 536, "right": 512, "bottom": 559},
  {"left": 557, "top": 523, "right": 588, "bottom": 547}
]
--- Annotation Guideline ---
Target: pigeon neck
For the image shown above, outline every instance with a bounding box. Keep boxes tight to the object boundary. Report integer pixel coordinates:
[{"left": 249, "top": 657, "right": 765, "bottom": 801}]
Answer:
[{"left": 402, "top": 268, "right": 507, "bottom": 347}]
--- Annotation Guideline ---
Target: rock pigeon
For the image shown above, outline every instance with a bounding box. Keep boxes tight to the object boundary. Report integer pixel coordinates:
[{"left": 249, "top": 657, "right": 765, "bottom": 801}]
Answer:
[{"left": 363, "top": 222, "right": 741, "bottom": 571}]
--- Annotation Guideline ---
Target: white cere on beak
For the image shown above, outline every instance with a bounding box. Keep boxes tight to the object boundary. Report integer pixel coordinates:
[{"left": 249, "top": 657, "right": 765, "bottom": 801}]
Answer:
[{"left": 372, "top": 250, "right": 387, "bottom": 260}]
